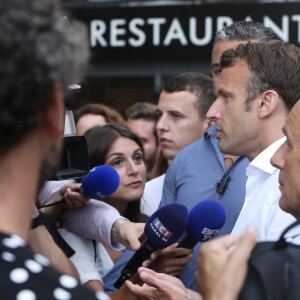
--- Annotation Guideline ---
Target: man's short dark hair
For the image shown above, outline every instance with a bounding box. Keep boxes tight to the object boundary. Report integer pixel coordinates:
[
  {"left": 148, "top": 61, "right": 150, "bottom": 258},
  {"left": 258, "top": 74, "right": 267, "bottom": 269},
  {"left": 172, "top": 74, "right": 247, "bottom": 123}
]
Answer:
[
  {"left": 221, "top": 40, "right": 300, "bottom": 111},
  {"left": 125, "top": 102, "right": 159, "bottom": 145},
  {"left": 162, "top": 72, "right": 215, "bottom": 120},
  {"left": 125, "top": 102, "right": 158, "bottom": 122}
]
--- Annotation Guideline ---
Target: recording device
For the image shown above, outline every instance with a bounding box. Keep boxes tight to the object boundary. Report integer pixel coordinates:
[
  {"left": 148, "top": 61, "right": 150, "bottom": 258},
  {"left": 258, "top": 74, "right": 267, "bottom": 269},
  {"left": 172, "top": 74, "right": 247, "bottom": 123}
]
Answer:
[
  {"left": 216, "top": 156, "right": 244, "bottom": 194},
  {"left": 56, "top": 84, "right": 90, "bottom": 180},
  {"left": 216, "top": 170, "right": 230, "bottom": 194},
  {"left": 114, "top": 203, "right": 189, "bottom": 289},
  {"left": 80, "top": 165, "right": 120, "bottom": 199},
  {"left": 177, "top": 200, "right": 226, "bottom": 249}
]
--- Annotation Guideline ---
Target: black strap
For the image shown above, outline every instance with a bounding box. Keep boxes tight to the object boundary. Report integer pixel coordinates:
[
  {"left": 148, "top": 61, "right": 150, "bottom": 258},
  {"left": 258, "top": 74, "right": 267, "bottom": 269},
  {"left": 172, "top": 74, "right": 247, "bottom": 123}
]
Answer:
[
  {"left": 42, "top": 213, "right": 76, "bottom": 258},
  {"left": 274, "top": 219, "right": 300, "bottom": 249},
  {"left": 92, "top": 240, "right": 97, "bottom": 262},
  {"left": 31, "top": 212, "right": 47, "bottom": 229},
  {"left": 37, "top": 198, "right": 66, "bottom": 209},
  {"left": 31, "top": 211, "right": 75, "bottom": 258}
]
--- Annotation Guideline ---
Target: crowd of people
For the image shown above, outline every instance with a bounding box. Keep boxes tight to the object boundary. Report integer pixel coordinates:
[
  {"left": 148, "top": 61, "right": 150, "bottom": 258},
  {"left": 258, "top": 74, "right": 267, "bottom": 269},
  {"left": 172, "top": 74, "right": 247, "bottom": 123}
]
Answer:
[{"left": 2, "top": 0, "right": 300, "bottom": 299}]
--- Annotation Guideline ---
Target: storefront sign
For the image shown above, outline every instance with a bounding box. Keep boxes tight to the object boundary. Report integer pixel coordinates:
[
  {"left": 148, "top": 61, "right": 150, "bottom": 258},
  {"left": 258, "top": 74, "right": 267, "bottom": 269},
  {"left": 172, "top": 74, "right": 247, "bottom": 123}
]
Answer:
[{"left": 66, "top": 2, "right": 300, "bottom": 63}]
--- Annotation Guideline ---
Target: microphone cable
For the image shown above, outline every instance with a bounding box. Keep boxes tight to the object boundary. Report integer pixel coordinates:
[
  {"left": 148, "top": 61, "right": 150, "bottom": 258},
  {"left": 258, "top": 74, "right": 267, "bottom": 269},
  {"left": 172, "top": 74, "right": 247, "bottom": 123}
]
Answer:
[{"left": 37, "top": 198, "right": 66, "bottom": 209}]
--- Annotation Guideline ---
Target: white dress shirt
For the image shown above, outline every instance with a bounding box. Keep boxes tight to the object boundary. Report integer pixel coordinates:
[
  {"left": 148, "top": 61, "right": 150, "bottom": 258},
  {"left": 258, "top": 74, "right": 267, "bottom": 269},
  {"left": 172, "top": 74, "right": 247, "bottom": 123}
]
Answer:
[
  {"left": 231, "top": 137, "right": 298, "bottom": 241},
  {"left": 58, "top": 228, "right": 114, "bottom": 285},
  {"left": 141, "top": 174, "right": 165, "bottom": 216}
]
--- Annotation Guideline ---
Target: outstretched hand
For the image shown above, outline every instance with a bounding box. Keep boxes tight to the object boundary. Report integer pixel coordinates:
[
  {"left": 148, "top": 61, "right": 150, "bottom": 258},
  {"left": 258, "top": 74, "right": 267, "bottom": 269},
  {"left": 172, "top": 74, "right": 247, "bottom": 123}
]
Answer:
[
  {"left": 112, "top": 219, "right": 145, "bottom": 250},
  {"left": 125, "top": 267, "right": 201, "bottom": 300}
]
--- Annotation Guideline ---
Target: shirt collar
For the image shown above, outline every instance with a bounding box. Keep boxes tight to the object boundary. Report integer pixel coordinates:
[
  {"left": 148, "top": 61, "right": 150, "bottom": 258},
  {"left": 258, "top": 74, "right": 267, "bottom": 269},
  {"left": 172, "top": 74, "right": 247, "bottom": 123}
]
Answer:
[
  {"left": 249, "top": 136, "right": 286, "bottom": 175},
  {"left": 204, "top": 124, "right": 217, "bottom": 139}
]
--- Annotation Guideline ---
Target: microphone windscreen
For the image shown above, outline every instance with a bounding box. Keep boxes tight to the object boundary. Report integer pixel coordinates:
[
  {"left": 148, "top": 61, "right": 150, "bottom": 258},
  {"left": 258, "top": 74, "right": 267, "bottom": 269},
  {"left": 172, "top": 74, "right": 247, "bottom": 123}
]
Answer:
[
  {"left": 144, "top": 203, "right": 188, "bottom": 249},
  {"left": 80, "top": 165, "right": 120, "bottom": 200},
  {"left": 186, "top": 199, "right": 226, "bottom": 242}
]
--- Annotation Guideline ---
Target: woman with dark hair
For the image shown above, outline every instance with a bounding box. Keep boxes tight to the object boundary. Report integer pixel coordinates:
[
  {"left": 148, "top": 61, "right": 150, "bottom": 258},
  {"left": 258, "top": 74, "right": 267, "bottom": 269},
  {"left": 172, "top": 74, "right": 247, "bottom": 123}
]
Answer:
[
  {"left": 59, "top": 123, "right": 150, "bottom": 291},
  {"left": 84, "top": 123, "right": 148, "bottom": 223}
]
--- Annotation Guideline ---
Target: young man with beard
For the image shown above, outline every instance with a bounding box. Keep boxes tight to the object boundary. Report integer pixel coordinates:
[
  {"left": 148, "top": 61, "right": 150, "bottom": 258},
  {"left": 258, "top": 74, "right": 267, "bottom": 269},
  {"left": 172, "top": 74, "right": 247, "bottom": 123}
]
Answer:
[
  {"left": 206, "top": 41, "right": 299, "bottom": 240},
  {"left": 197, "top": 80, "right": 300, "bottom": 300}
]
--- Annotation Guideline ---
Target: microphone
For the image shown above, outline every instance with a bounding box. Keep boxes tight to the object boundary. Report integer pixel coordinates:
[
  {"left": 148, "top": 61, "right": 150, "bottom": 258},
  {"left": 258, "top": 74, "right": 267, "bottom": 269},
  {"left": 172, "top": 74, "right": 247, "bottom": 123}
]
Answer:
[
  {"left": 177, "top": 199, "right": 226, "bottom": 249},
  {"left": 39, "top": 165, "right": 120, "bottom": 208},
  {"left": 80, "top": 165, "right": 120, "bottom": 200},
  {"left": 114, "top": 203, "right": 189, "bottom": 288}
]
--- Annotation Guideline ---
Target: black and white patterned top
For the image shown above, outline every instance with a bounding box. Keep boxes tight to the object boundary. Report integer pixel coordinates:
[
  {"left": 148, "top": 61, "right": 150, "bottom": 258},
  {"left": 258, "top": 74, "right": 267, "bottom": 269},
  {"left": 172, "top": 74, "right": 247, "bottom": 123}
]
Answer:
[{"left": 0, "top": 232, "right": 110, "bottom": 300}]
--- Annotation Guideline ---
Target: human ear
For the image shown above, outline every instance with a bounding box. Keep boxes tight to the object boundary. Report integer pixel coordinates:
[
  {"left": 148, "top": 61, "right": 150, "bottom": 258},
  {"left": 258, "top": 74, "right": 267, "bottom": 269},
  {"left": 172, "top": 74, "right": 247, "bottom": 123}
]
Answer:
[{"left": 257, "top": 90, "right": 279, "bottom": 119}]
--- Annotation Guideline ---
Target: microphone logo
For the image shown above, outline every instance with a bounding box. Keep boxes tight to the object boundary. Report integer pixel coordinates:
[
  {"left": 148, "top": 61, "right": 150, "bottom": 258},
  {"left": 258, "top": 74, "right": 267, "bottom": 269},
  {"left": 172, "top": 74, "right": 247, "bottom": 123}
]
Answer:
[
  {"left": 150, "top": 217, "right": 174, "bottom": 241},
  {"left": 95, "top": 192, "right": 105, "bottom": 199},
  {"left": 201, "top": 227, "right": 220, "bottom": 241}
]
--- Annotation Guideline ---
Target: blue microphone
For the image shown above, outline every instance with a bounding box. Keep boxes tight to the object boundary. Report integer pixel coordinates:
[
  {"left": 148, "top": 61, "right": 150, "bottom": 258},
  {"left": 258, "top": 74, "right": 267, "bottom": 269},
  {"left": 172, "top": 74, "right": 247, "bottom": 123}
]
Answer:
[
  {"left": 80, "top": 165, "right": 120, "bottom": 200},
  {"left": 177, "top": 199, "right": 226, "bottom": 249},
  {"left": 114, "top": 203, "right": 189, "bottom": 288}
]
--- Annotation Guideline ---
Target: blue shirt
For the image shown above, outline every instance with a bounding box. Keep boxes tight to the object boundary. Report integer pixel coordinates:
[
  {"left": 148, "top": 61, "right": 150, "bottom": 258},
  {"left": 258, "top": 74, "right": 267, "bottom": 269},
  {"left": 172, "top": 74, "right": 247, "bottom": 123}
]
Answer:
[
  {"left": 103, "top": 125, "right": 249, "bottom": 292},
  {"left": 161, "top": 125, "right": 248, "bottom": 235}
]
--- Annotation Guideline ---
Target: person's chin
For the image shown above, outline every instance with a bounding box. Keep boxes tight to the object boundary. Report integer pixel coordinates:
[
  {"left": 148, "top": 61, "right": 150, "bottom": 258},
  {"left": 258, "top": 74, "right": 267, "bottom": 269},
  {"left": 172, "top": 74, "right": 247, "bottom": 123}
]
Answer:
[
  {"left": 126, "top": 185, "right": 143, "bottom": 194},
  {"left": 218, "top": 143, "right": 228, "bottom": 155},
  {"left": 219, "top": 141, "right": 237, "bottom": 157},
  {"left": 279, "top": 197, "right": 290, "bottom": 214},
  {"left": 162, "top": 149, "right": 175, "bottom": 161}
]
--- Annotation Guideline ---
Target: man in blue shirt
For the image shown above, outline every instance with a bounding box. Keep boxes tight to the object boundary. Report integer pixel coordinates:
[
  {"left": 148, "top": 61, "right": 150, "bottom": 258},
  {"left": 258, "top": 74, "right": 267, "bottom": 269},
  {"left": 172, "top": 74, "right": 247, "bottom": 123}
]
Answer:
[{"left": 157, "top": 125, "right": 249, "bottom": 290}]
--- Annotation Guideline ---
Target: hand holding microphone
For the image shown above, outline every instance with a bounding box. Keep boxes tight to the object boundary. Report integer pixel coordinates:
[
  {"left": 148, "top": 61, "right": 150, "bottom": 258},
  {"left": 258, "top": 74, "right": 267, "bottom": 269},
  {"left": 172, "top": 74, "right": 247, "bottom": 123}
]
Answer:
[
  {"left": 146, "top": 200, "right": 226, "bottom": 276},
  {"left": 39, "top": 165, "right": 120, "bottom": 208},
  {"left": 114, "top": 203, "right": 189, "bottom": 289},
  {"left": 144, "top": 243, "right": 193, "bottom": 277},
  {"left": 79, "top": 165, "right": 120, "bottom": 199}
]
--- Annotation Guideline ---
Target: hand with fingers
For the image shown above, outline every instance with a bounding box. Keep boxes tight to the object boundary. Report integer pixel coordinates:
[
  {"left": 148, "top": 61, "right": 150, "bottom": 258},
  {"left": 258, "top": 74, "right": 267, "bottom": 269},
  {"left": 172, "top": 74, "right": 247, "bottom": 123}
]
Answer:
[
  {"left": 143, "top": 243, "right": 193, "bottom": 277},
  {"left": 196, "top": 227, "right": 257, "bottom": 300},
  {"left": 56, "top": 183, "right": 89, "bottom": 209},
  {"left": 125, "top": 267, "right": 201, "bottom": 300},
  {"left": 38, "top": 183, "right": 90, "bottom": 223},
  {"left": 112, "top": 219, "right": 145, "bottom": 250}
]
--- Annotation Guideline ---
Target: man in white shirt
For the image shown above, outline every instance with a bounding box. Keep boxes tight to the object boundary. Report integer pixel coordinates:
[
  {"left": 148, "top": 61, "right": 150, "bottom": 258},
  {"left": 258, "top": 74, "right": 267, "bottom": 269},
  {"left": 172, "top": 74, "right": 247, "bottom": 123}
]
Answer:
[
  {"left": 196, "top": 73, "right": 300, "bottom": 300},
  {"left": 206, "top": 40, "right": 299, "bottom": 241},
  {"left": 124, "top": 39, "right": 300, "bottom": 300},
  {"left": 230, "top": 137, "right": 291, "bottom": 240}
]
